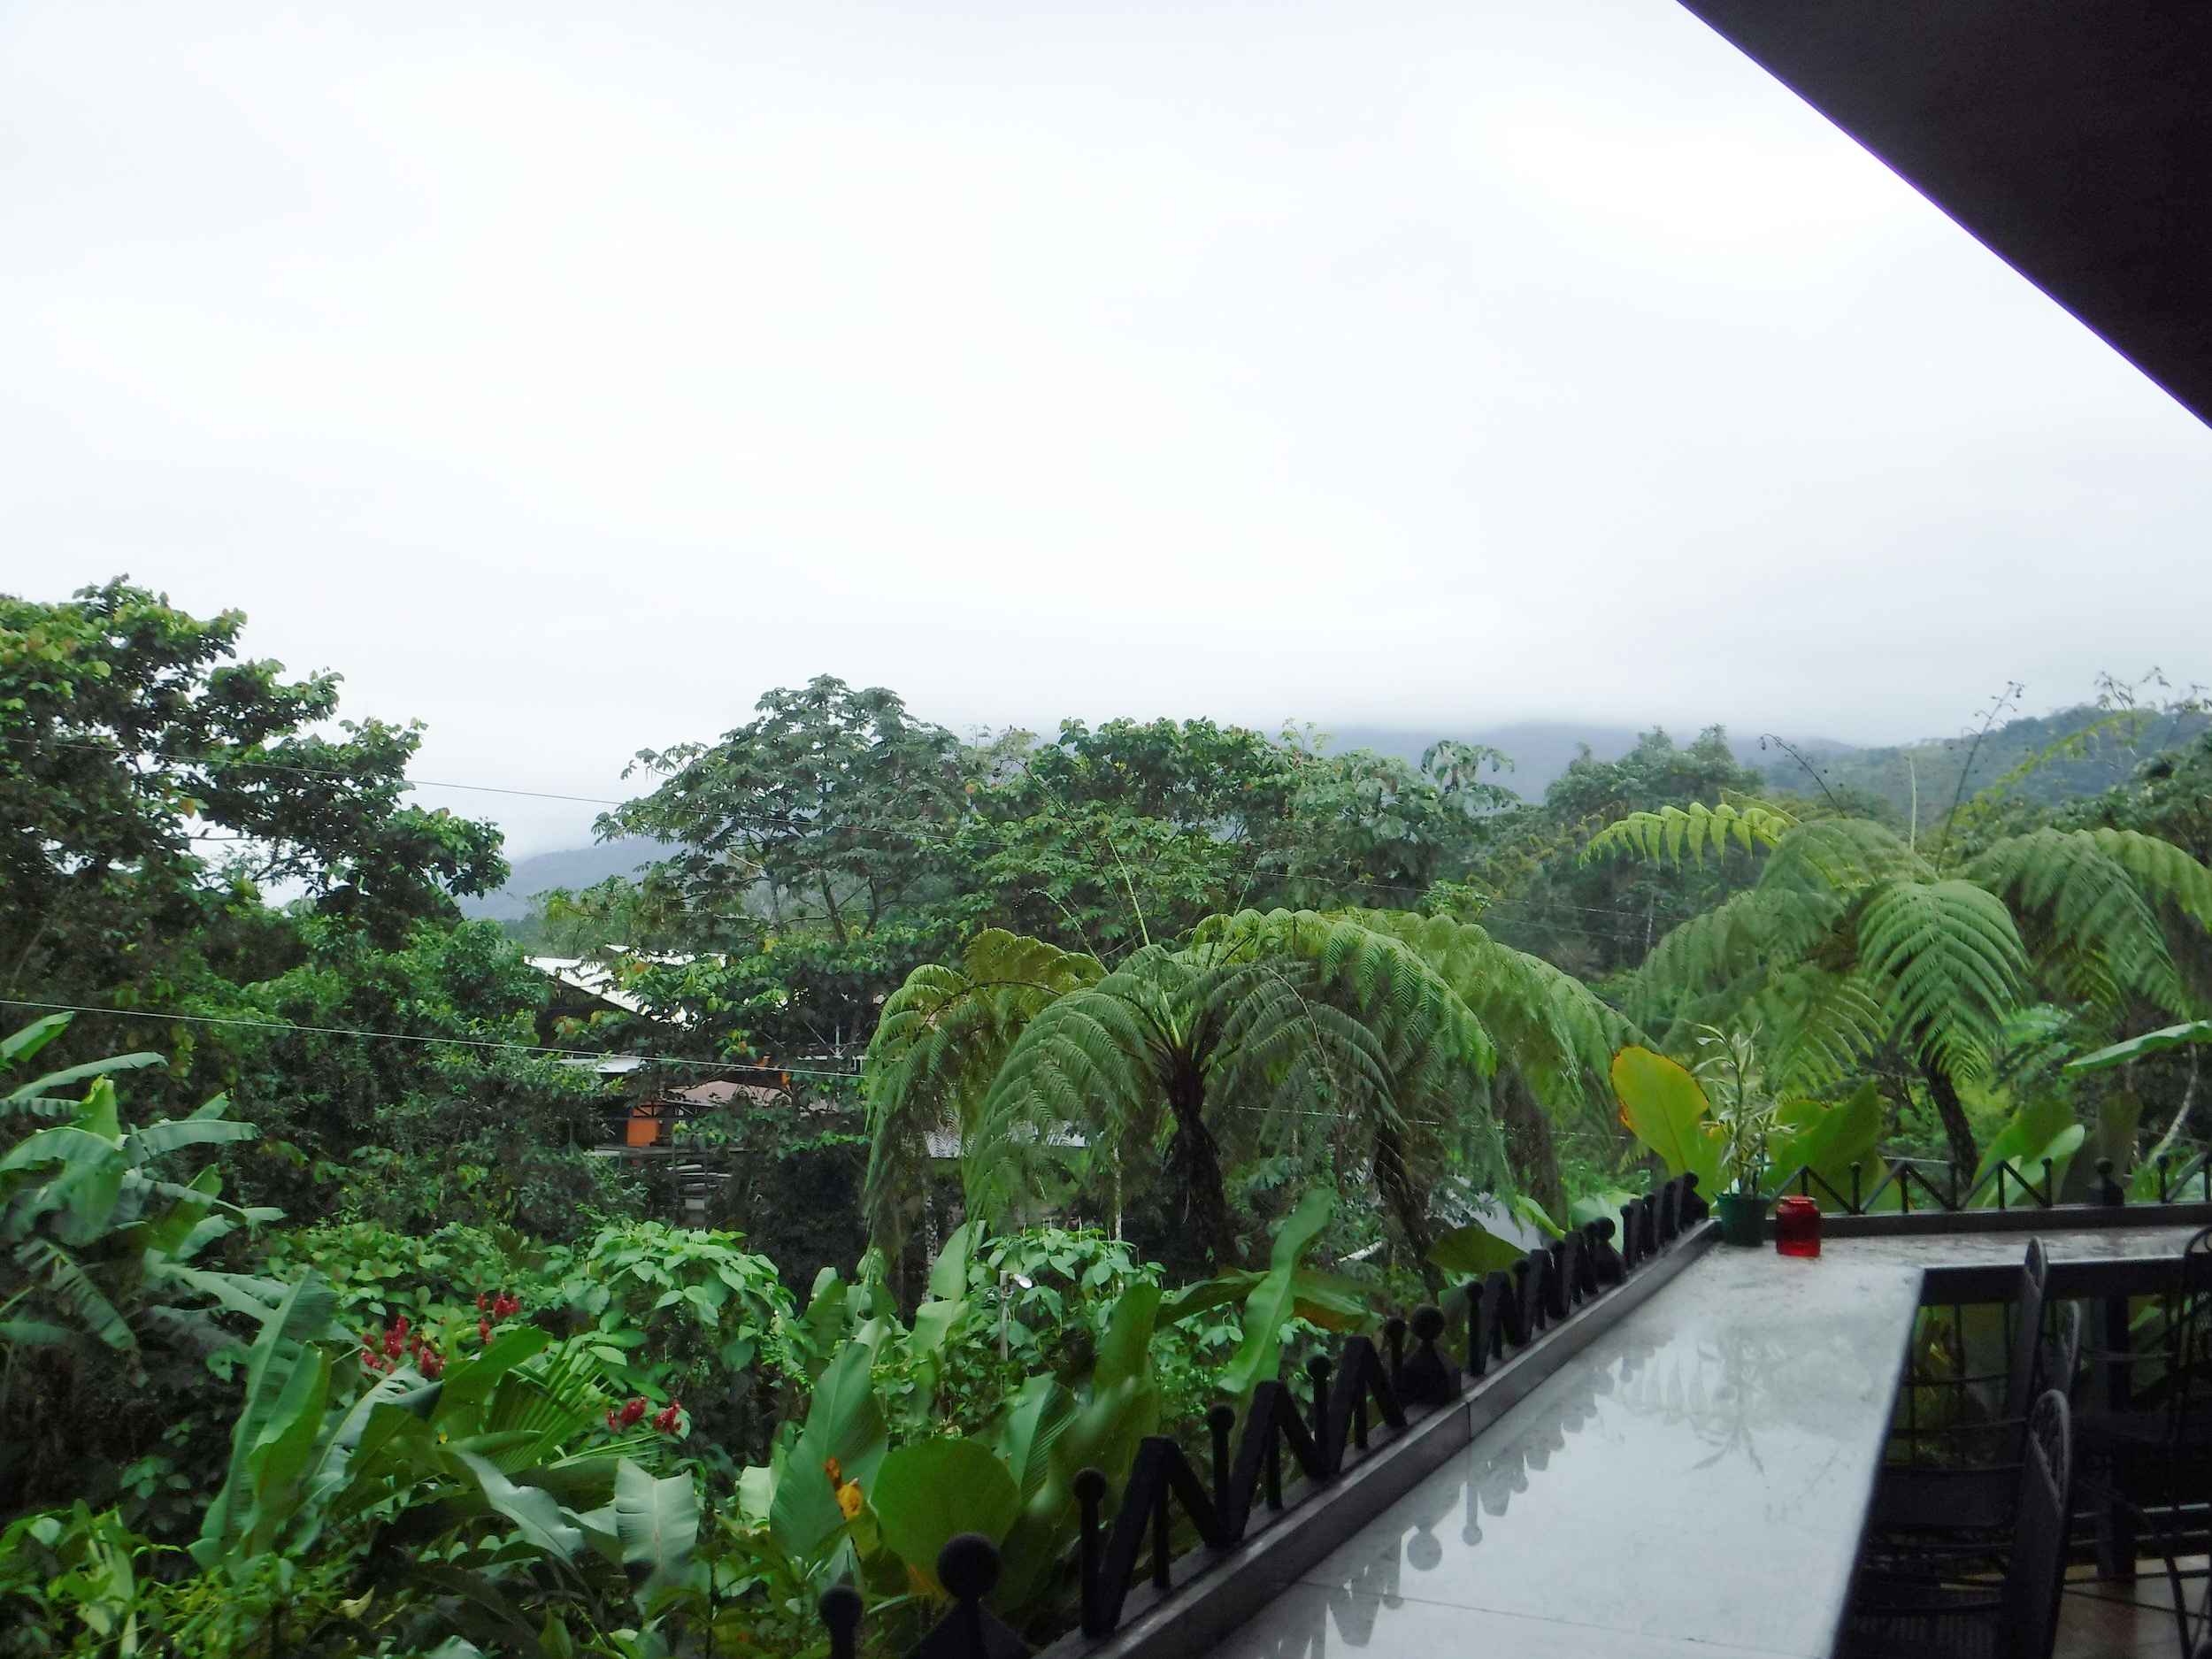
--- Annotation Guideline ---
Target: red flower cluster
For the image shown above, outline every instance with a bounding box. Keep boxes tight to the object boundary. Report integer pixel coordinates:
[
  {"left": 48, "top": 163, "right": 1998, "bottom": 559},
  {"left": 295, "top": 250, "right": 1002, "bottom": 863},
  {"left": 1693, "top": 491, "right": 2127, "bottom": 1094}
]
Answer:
[
  {"left": 474, "top": 1288, "right": 521, "bottom": 1348},
  {"left": 361, "top": 1316, "right": 444, "bottom": 1379},
  {"left": 604, "top": 1395, "right": 685, "bottom": 1435}
]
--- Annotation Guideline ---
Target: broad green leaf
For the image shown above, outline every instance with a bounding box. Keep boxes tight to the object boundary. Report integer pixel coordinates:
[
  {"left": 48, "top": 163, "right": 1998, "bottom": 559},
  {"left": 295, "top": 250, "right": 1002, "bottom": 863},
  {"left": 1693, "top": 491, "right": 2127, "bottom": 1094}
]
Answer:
[
  {"left": 771, "top": 1340, "right": 886, "bottom": 1561},
  {"left": 2068, "top": 1018, "right": 2212, "bottom": 1074},
  {"left": 1426, "top": 1219, "right": 1527, "bottom": 1279},
  {"left": 612, "top": 1458, "right": 699, "bottom": 1591},
  {"left": 241, "top": 1346, "right": 333, "bottom": 1553},
  {"left": 1094, "top": 1281, "right": 1161, "bottom": 1393},
  {"left": 1, "top": 1052, "right": 163, "bottom": 1107},
  {"left": 1217, "top": 1187, "right": 1332, "bottom": 1401},
  {"left": 455, "top": 1452, "right": 587, "bottom": 1564},
  {"left": 0, "top": 1013, "right": 71, "bottom": 1068},
  {"left": 1766, "top": 1081, "right": 1882, "bottom": 1202},
  {"left": 872, "top": 1438, "right": 1021, "bottom": 1586},
  {"left": 131, "top": 1118, "right": 255, "bottom": 1160},
  {"left": 1610, "top": 1048, "right": 1724, "bottom": 1189},
  {"left": 194, "top": 1271, "right": 340, "bottom": 1567},
  {"left": 991, "top": 1374, "right": 1074, "bottom": 1502}
]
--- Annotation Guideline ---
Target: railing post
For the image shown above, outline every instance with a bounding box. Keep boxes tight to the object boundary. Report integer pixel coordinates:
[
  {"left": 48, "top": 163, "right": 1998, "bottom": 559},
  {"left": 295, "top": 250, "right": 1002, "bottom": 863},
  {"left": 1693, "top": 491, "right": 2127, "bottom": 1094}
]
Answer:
[
  {"left": 1207, "top": 1403, "right": 1233, "bottom": 1534},
  {"left": 939, "top": 1534, "right": 1001, "bottom": 1659},
  {"left": 1850, "top": 1161, "right": 1863, "bottom": 1214},
  {"left": 1463, "top": 1279, "right": 1485, "bottom": 1377},
  {"left": 1151, "top": 1475, "right": 1172, "bottom": 1590},
  {"left": 2094, "top": 1156, "right": 2124, "bottom": 1208},
  {"left": 1384, "top": 1315, "right": 1407, "bottom": 1382},
  {"left": 1075, "top": 1468, "right": 1109, "bottom": 1637},
  {"left": 1306, "top": 1354, "right": 1333, "bottom": 1469},
  {"left": 820, "top": 1584, "right": 862, "bottom": 1659}
]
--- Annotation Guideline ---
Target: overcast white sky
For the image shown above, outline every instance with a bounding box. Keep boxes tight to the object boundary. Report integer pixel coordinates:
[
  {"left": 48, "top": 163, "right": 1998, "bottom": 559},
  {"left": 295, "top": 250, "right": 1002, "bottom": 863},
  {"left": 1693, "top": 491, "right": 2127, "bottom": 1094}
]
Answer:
[{"left": 4, "top": 1, "right": 2208, "bottom": 853}]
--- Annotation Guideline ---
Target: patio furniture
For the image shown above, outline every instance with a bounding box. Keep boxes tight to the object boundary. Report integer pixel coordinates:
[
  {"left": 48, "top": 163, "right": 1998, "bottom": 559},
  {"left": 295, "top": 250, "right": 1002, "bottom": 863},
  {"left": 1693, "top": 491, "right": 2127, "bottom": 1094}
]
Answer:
[
  {"left": 1841, "top": 1388, "right": 2076, "bottom": 1659},
  {"left": 2072, "top": 1224, "right": 2212, "bottom": 1653},
  {"left": 1868, "top": 1240, "right": 2078, "bottom": 1540}
]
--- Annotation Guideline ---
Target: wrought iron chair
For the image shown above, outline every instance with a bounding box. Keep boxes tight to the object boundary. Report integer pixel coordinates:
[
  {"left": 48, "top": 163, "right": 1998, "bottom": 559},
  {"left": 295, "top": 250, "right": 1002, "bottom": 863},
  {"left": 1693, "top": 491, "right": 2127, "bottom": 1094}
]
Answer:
[
  {"left": 2070, "top": 1223, "right": 2212, "bottom": 1655},
  {"left": 1843, "top": 1388, "right": 2075, "bottom": 1659},
  {"left": 1868, "top": 1239, "right": 2076, "bottom": 1541}
]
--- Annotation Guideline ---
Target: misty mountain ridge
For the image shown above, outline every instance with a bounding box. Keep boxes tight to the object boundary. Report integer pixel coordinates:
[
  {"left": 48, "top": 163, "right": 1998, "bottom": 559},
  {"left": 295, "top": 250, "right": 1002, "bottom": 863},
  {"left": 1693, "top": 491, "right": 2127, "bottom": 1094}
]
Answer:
[{"left": 459, "top": 705, "right": 2200, "bottom": 922}]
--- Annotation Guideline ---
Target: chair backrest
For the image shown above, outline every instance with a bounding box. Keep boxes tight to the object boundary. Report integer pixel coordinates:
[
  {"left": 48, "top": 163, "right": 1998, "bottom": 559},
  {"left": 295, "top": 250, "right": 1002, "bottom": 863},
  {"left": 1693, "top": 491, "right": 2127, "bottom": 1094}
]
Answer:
[
  {"left": 2168, "top": 1225, "right": 2212, "bottom": 1448},
  {"left": 2001, "top": 1239, "right": 2053, "bottom": 1425},
  {"left": 1999, "top": 1388, "right": 2073, "bottom": 1659},
  {"left": 2047, "top": 1301, "right": 2084, "bottom": 1402}
]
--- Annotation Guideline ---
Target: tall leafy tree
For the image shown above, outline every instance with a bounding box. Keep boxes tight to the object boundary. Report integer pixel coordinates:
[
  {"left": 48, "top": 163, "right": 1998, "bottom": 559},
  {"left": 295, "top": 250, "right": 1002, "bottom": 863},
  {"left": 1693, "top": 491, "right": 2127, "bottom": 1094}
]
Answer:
[
  {"left": 602, "top": 677, "right": 970, "bottom": 942},
  {"left": 1, "top": 580, "right": 507, "bottom": 991}
]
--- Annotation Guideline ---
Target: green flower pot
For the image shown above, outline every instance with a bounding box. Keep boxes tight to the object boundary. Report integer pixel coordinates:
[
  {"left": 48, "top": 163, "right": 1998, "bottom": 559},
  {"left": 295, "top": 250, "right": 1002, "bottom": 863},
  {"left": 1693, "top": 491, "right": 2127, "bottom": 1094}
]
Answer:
[{"left": 1717, "top": 1191, "right": 1767, "bottom": 1248}]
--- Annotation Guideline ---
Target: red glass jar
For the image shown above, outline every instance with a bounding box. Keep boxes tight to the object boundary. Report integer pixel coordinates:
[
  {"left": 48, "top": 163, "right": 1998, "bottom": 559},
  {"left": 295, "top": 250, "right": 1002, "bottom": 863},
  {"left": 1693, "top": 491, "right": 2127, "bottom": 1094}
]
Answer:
[{"left": 1775, "top": 1194, "right": 1821, "bottom": 1257}]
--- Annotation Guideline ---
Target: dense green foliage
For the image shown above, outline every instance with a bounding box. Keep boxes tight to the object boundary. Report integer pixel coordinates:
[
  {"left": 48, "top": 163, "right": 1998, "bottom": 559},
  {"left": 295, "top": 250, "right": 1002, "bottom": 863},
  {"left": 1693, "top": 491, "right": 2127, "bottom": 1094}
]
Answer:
[{"left": 5, "top": 579, "right": 2210, "bottom": 1654}]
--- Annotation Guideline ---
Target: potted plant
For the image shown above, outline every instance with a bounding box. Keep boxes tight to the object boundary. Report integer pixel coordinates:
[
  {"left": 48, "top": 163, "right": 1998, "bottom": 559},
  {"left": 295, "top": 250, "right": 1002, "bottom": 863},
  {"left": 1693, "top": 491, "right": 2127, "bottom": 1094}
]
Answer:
[{"left": 1696, "top": 1026, "right": 1778, "bottom": 1247}]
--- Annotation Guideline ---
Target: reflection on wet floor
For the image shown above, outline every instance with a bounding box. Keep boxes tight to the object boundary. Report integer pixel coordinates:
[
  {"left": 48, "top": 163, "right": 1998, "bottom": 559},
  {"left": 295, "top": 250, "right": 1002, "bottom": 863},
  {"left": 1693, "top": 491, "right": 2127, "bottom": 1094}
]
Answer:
[{"left": 1220, "top": 1253, "right": 1929, "bottom": 1658}]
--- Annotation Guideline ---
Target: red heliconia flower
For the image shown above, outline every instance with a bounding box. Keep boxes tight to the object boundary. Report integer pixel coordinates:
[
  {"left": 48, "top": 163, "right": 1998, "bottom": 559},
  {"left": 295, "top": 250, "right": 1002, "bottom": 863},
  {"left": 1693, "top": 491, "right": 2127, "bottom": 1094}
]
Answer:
[
  {"left": 618, "top": 1396, "right": 648, "bottom": 1428},
  {"left": 480, "top": 1317, "right": 494, "bottom": 1348},
  {"left": 495, "top": 1293, "right": 520, "bottom": 1319},
  {"left": 476, "top": 1291, "right": 488, "bottom": 1312},
  {"left": 651, "top": 1400, "right": 683, "bottom": 1433}
]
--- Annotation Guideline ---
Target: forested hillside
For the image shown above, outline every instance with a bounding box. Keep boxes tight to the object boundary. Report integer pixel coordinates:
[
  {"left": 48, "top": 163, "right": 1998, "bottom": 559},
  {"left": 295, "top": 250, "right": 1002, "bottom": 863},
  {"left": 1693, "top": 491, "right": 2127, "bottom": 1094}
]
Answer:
[{"left": 5, "top": 580, "right": 2209, "bottom": 1655}]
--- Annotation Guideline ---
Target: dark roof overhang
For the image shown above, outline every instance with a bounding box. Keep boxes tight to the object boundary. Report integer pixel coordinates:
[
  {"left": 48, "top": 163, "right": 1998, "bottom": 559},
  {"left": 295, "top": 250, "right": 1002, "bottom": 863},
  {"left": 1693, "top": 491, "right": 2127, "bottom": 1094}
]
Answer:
[{"left": 1675, "top": 2, "right": 2212, "bottom": 427}]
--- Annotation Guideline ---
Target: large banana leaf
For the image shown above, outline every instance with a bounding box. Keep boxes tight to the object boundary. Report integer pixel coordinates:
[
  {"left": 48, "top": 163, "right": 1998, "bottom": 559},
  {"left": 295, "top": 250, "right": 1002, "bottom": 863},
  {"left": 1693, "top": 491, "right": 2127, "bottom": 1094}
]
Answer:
[
  {"left": 193, "top": 1271, "right": 341, "bottom": 1567},
  {"left": 1609, "top": 1048, "right": 1724, "bottom": 1191},
  {"left": 770, "top": 1338, "right": 887, "bottom": 1562},
  {"left": 1216, "top": 1187, "right": 1333, "bottom": 1402},
  {"left": 1766, "top": 1081, "right": 1883, "bottom": 1202}
]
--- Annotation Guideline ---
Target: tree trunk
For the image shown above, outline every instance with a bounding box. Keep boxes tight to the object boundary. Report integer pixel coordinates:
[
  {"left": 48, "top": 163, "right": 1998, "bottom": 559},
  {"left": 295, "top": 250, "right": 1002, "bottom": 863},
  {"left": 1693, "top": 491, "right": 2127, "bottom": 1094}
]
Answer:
[
  {"left": 1371, "top": 1115, "right": 1440, "bottom": 1295},
  {"left": 1921, "top": 1062, "right": 1980, "bottom": 1176},
  {"left": 1498, "top": 1066, "right": 1565, "bottom": 1222},
  {"left": 1162, "top": 1066, "right": 1240, "bottom": 1271}
]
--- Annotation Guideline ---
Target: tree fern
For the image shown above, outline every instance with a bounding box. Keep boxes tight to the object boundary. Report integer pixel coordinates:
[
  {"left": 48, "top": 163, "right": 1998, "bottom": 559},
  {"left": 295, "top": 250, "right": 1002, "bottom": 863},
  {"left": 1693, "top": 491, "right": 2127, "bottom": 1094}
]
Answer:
[
  {"left": 1578, "top": 801, "right": 1798, "bottom": 868},
  {"left": 862, "top": 929, "right": 1104, "bottom": 1256},
  {"left": 964, "top": 911, "right": 1502, "bottom": 1271}
]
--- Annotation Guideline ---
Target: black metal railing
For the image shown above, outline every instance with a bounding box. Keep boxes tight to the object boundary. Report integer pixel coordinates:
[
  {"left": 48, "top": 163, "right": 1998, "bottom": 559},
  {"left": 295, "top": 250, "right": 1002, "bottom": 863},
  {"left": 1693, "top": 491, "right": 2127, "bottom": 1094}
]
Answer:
[
  {"left": 818, "top": 1172, "right": 1713, "bottom": 1659},
  {"left": 1759, "top": 1150, "right": 2212, "bottom": 1216}
]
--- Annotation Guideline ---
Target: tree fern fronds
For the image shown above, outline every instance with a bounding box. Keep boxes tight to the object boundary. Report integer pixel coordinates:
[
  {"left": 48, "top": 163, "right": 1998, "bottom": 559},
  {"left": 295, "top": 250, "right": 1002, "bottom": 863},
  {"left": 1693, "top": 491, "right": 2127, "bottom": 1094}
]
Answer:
[
  {"left": 1754, "top": 966, "right": 1885, "bottom": 1094},
  {"left": 1758, "top": 817, "right": 1925, "bottom": 896},
  {"left": 1627, "top": 885, "right": 1844, "bottom": 1025},
  {"left": 1965, "top": 829, "right": 2188, "bottom": 1014},
  {"left": 1337, "top": 907, "right": 1624, "bottom": 1120},
  {"left": 2083, "top": 828, "right": 2212, "bottom": 928},
  {"left": 1857, "top": 879, "right": 2027, "bottom": 1080},
  {"left": 1578, "top": 801, "right": 1798, "bottom": 869},
  {"left": 862, "top": 928, "right": 1104, "bottom": 1255}
]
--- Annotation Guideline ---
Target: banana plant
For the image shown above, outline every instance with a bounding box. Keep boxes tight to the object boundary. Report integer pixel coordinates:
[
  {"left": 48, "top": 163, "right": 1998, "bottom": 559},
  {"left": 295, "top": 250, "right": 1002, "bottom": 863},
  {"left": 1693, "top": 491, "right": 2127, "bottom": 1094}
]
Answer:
[{"left": 1, "top": 1065, "right": 281, "bottom": 1361}]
